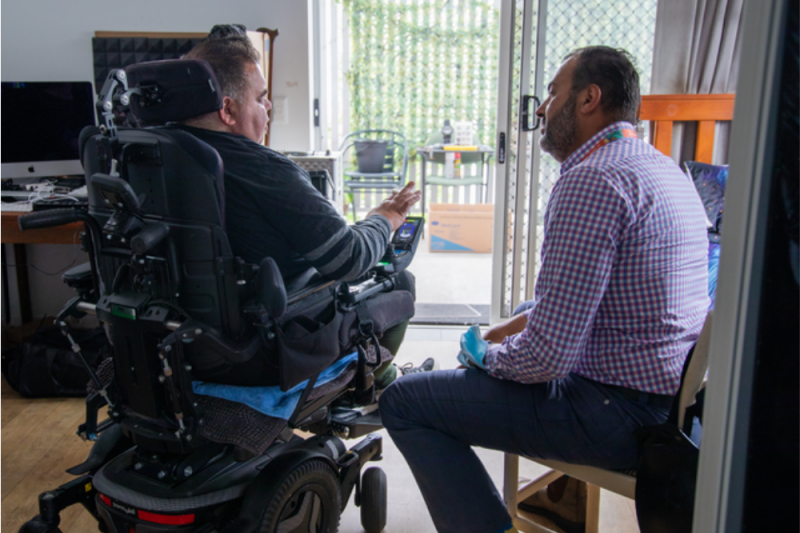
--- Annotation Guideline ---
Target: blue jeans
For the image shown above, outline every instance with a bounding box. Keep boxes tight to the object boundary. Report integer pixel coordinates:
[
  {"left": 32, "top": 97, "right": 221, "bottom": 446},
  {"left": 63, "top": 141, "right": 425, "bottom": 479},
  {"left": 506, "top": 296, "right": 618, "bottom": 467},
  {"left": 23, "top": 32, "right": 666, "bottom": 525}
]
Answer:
[{"left": 379, "top": 369, "right": 671, "bottom": 533}]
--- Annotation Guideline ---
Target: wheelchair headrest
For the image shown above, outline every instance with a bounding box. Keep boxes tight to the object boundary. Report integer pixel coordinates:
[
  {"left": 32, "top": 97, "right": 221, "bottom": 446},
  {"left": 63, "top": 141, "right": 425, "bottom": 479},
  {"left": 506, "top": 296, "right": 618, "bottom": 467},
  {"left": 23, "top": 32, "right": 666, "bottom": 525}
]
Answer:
[{"left": 125, "top": 59, "right": 223, "bottom": 126}]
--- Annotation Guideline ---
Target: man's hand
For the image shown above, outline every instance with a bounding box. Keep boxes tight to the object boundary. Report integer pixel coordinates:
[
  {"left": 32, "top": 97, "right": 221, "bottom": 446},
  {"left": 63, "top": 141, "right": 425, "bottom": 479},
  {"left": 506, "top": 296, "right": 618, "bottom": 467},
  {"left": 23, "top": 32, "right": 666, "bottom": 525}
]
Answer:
[
  {"left": 482, "top": 313, "right": 528, "bottom": 343},
  {"left": 366, "top": 181, "right": 422, "bottom": 231}
]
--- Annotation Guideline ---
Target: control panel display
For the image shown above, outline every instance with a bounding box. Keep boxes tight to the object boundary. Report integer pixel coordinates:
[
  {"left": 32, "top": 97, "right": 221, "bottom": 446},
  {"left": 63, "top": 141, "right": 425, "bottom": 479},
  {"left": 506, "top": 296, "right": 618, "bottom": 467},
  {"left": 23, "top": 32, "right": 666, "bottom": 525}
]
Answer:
[{"left": 391, "top": 217, "right": 423, "bottom": 249}]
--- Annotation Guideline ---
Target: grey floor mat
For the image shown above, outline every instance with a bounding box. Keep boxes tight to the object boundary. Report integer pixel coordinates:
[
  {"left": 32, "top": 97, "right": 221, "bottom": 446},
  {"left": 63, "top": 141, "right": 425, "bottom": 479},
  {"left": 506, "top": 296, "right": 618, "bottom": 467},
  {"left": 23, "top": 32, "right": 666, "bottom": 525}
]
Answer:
[{"left": 411, "top": 302, "right": 490, "bottom": 325}]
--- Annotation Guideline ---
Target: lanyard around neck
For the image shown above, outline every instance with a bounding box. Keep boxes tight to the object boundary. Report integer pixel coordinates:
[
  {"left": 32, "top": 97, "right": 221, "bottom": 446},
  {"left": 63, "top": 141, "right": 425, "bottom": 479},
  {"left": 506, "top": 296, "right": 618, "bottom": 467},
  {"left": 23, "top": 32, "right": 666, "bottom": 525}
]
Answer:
[{"left": 579, "top": 127, "right": 638, "bottom": 163}]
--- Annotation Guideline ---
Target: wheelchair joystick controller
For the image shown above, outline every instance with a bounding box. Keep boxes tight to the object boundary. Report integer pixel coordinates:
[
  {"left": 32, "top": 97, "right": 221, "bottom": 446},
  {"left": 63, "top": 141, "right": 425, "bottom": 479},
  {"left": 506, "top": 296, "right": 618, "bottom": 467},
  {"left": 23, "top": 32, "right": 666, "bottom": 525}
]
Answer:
[
  {"left": 341, "top": 216, "right": 424, "bottom": 305},
  {"left": 376, "top": 216, "right": 424, "bottom": 275}
]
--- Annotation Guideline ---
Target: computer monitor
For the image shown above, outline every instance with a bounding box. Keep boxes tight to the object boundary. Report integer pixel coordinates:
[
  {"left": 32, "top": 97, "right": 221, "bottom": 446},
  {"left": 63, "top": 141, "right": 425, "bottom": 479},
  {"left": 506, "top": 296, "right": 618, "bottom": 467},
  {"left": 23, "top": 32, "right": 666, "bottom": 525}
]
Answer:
[{"left": 1, "top": 81, "right": 96, "bottom": 180}]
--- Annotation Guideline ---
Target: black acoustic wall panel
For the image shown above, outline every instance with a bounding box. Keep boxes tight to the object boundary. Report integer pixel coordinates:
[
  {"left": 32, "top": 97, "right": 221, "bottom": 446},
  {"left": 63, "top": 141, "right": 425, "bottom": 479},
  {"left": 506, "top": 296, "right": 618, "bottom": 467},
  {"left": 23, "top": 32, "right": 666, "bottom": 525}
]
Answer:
[{"left": 92, "top": 37, "right": 204, "bottom": 93}]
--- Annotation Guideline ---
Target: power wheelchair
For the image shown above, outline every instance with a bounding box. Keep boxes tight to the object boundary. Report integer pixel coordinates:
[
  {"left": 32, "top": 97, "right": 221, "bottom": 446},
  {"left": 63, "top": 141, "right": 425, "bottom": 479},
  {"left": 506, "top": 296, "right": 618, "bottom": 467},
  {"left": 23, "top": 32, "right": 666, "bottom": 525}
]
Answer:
[{"left": 17, "top": 59, "right": 424, "bottom": 533}]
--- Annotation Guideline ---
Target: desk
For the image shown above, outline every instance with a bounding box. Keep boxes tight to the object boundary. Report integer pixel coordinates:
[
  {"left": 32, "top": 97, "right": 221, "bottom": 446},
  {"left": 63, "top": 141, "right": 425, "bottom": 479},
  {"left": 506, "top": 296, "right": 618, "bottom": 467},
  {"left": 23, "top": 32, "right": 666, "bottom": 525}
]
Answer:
[
  {"left": 1, "top": 210, "right": 85, "bottom": 323},
  {"left": 416, "top": 145, "right": 494, "bottom": 215}
]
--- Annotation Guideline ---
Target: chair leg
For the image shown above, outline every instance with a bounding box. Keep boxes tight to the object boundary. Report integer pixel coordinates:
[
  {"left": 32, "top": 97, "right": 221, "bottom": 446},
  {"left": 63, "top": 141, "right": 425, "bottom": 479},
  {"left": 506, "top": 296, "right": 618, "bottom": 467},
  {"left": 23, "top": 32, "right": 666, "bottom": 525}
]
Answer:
[
  {"left": 504, "top": 453, "right": 521, "bottom": 516},
  {"left": 504, "top": 454, "right": 567, "bottom": 533},
  {"left": 586, "top": 483, "right": 601, "bottom": 533}
]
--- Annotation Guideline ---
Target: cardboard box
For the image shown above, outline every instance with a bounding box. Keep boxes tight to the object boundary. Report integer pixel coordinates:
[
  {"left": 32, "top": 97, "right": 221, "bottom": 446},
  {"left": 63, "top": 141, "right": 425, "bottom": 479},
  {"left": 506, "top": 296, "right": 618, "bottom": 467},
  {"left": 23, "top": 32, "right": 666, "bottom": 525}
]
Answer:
[{"left": 428, "top": 203, "right": 493, "bottom": 253}]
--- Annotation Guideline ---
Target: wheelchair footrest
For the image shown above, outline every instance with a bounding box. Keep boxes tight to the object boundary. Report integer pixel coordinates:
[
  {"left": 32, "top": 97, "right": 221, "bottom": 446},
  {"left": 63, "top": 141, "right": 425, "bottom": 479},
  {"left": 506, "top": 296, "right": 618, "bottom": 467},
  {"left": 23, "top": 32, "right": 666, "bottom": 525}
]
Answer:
[{"left": 330, "top": 409, "right": 383, "bottom": 440}]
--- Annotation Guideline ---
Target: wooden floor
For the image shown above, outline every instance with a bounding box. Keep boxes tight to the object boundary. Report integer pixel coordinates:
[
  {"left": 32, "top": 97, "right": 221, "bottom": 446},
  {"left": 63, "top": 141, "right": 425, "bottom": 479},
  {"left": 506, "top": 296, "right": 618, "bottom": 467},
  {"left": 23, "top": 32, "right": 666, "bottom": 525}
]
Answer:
[{"left": 1, "top": 377, "right": 98, "bottom": 533}]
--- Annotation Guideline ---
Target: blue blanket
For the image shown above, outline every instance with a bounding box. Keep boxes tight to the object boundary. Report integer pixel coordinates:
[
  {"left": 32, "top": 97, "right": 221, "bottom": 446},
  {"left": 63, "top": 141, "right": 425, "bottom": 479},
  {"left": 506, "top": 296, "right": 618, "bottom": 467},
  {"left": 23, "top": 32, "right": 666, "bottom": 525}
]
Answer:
[{"left": 192, "top": 352, "right": 358, "bottom": 420}]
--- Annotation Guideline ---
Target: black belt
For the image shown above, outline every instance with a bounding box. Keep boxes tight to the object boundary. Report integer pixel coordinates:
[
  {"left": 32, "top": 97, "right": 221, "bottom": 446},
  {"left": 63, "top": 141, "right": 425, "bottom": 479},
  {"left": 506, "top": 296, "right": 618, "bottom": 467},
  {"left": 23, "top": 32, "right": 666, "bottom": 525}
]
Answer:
[{"left": 602, "top": 382, "right": 675, "bottom": 409}]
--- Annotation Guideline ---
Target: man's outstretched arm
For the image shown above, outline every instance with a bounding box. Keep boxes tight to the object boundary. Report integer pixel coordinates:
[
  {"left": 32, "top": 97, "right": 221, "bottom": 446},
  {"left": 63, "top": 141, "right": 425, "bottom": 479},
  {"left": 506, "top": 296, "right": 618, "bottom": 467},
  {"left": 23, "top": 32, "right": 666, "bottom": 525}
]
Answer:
[{"left": 306, "top": 182, "right": 421, "bottom": 282}]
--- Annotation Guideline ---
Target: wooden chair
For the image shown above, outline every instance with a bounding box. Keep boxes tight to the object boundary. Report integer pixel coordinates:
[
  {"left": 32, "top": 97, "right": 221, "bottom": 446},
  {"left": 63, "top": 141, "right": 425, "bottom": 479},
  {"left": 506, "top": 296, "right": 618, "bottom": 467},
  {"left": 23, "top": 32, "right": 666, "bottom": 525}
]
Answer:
[
  {"left": 503, "top": 93, "right": 734, "bottom": 533},
  {"left": 639, "top": 94, "right": 735, "bottom": 164},
  {"left": 504, "top": 311, "right": 713, "bottom": 533}
]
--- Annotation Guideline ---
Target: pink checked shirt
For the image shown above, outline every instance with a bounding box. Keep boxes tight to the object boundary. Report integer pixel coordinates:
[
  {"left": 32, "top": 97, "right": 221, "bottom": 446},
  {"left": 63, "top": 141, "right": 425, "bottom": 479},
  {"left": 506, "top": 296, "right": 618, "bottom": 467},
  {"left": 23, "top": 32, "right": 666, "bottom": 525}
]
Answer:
[{"left": 484, "top": 122, "right": 710, "bottom": 395}]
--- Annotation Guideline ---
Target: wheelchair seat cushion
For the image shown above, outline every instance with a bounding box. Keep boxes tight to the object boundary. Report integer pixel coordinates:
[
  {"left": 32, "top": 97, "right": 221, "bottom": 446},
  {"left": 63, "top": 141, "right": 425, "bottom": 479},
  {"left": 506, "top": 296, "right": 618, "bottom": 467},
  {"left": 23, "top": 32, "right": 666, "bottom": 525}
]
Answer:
[
  {"left": 92, "top": 355, "right": 363, "bottom": 455},
  {"left": 196, "top": 396, "right": 290, "bottom": 455},
  {"left": 195, "top": 357, "right": 362, "bottom": 454},
  {"left": 192, "top": 351, "right": 359, "bottom": 420}
]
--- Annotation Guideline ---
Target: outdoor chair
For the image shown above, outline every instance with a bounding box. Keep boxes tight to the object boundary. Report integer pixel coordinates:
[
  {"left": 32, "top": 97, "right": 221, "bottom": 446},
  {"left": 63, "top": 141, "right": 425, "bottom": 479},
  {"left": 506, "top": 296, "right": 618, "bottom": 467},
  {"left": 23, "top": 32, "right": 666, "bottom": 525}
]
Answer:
[{"left": 339, "top": 129, "right": 408, "bottom": 220}]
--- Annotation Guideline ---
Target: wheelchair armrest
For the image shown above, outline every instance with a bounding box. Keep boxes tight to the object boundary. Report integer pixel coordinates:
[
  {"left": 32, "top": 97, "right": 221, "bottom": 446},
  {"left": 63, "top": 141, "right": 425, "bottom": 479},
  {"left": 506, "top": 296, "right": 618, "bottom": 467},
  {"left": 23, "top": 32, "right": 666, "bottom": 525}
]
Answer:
[
  {"left": 257, "top": 257, "right": 287, "bottom": 319},
  {"left": 62, "top": 262, "right": 93, "bottom": 284},
  {"left": 256, "top": 264, "right": 341, "bottom": 319},
  {"left": 287, "top": 279, "right": 338, "bottom": 307},
  {"left": 285, "top": 268, "right": 342, "bottom": 307},
  {"left": 285, "top": 268, "right": 324, "bottom": 294}
]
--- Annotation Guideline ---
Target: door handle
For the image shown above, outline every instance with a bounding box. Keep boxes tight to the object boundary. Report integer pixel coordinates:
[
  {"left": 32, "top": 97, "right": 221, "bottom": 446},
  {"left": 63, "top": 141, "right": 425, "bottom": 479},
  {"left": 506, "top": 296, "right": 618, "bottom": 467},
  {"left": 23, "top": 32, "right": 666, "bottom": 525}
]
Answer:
[{"left": 520, "top": 95, "right": 541, "bottom": 131}]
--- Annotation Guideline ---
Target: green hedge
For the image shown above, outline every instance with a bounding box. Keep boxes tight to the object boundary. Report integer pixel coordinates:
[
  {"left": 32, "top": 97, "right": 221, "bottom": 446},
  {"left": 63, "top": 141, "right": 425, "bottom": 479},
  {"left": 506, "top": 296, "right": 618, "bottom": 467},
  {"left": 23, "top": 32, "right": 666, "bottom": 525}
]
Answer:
[{"left": 344, "top": 0, "right": 501, "bottom": 153}]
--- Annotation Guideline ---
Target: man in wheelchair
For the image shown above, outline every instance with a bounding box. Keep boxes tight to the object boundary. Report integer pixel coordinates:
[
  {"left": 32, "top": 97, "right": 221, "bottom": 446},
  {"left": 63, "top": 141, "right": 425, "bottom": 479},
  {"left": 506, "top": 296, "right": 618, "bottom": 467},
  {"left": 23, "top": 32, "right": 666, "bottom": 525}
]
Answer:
[
  {"left": 17, "top": 26, "right": 428, "bottom": 533},
  {"left": 178, "top": 25, "right": 433, "bottom": 389}
]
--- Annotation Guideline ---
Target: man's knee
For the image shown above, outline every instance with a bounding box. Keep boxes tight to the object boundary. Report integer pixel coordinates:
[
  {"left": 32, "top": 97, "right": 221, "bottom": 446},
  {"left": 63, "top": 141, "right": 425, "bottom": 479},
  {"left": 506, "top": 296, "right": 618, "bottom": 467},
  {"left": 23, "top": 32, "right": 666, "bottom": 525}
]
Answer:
[
  {"left": 378, "top": 373, "right": 423, "bottom": 429},
  {"left": 378, "top": 380, "right": 403, "bottom": 428},
  {"left": 394, "top": 270, "right": 416, "bottom": 300}
]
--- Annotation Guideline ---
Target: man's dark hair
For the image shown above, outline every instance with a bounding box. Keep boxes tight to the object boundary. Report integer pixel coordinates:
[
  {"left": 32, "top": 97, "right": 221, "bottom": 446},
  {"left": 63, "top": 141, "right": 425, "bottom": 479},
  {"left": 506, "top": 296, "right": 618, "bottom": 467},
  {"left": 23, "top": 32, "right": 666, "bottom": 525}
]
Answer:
[
  {"left": 564, "top": 46, "right": 640, "bottom": 124},
  {"left": 184, "top": 24, "right": 261, "bottom": 103}
]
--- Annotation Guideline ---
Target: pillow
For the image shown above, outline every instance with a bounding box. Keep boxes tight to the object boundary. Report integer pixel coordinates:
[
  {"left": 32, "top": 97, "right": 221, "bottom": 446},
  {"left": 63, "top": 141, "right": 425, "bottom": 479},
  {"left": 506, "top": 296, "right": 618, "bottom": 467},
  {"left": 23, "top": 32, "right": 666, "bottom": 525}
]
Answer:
[{"left": 684, "top": 161, "right": 728, "bottom": 244}]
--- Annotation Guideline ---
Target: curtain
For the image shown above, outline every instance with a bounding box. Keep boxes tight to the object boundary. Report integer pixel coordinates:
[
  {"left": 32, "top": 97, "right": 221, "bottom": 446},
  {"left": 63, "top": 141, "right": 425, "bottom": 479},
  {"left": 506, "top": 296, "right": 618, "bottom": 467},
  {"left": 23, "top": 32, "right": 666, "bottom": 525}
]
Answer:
[{"left": 650, "top": 0, "right": 744, "bottom": 164}]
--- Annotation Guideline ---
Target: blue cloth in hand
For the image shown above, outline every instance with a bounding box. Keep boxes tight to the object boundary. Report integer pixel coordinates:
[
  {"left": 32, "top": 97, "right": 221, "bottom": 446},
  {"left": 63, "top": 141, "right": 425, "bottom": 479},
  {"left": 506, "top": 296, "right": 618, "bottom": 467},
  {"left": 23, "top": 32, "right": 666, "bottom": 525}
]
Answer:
[
  {"left": 192, "top": 352, "right": 358, "bottom": 420},
  {"left": 458, "top": 324, "right": 488, "bottom": 370}
]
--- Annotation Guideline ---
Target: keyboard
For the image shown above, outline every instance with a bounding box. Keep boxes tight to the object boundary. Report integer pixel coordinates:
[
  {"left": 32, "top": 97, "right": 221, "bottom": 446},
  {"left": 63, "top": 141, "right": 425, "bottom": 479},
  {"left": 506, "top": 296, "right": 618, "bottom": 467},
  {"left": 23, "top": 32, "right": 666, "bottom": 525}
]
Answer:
[
  {"left": 1, "top": 201, "right": 33, "bottom": 212},
  {"left": 32, "top": 198, "right": 89, "bottom": 211},
  {"left": 1, "top": 190, "right": 34, "bottom": 201}
]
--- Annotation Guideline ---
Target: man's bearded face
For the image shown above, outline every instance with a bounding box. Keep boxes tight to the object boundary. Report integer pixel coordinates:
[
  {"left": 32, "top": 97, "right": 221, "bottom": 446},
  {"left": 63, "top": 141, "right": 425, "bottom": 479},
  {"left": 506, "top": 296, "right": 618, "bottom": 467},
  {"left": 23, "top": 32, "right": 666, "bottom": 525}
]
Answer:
[{"left": 539, "top": 91, "right": 578, "bottom": 162}]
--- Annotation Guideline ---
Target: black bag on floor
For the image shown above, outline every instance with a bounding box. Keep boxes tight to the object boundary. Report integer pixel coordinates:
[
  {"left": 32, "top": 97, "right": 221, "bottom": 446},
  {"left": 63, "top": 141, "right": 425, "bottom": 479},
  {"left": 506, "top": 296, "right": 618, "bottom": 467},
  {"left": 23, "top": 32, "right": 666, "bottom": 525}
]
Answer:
[
  {"left": 1, "top": 325, "right": 110, "bottom": 397},
  {"left": 634, "top": 344, "right": 705, "bottom": 533}
]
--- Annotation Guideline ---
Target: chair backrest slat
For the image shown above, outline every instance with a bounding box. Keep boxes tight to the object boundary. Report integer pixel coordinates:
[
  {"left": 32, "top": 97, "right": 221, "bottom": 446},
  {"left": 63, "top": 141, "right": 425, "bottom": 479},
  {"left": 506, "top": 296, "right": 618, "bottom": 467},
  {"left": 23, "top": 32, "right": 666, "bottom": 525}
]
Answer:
[{"left": 639, "top": 94, "right": 735, "bottom": 164}]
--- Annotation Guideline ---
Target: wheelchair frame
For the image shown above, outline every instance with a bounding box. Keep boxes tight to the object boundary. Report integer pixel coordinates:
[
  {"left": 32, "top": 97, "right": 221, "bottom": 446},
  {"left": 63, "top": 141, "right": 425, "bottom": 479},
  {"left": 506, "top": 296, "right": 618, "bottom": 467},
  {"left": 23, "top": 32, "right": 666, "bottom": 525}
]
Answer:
[{"left": 17, "top": 60, "right": 418, "bottom": 533}]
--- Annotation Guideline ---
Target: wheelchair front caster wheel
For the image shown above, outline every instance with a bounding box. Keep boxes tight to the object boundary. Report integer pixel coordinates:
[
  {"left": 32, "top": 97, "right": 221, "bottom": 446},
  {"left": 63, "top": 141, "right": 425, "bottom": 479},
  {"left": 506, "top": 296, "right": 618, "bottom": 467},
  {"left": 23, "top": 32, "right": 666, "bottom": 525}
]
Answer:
[
  {"left": 360, "top": 466, "right": 387, "bottom": 533},
  {"left": 18, "top": 515, "right": 63, "bottom": 533}
]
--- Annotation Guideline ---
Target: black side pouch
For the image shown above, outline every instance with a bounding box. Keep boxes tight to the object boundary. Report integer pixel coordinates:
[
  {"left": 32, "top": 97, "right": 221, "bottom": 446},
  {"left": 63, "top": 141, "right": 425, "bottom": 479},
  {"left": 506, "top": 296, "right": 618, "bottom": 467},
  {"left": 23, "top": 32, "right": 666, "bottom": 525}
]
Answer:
[
  {"left": 339, "top": 290, "right": 415, "bottom": 354},
  {"left": 276, "top": 301, "right": 343, "bottom": 392}
]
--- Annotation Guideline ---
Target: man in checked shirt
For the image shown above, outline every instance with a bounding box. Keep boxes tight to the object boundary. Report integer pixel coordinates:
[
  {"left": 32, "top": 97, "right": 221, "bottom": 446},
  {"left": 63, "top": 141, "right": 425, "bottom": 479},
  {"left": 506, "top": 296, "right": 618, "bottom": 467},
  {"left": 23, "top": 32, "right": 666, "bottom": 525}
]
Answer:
[{"left": 380, "top": 46, "right": 710, "bottom": 533}]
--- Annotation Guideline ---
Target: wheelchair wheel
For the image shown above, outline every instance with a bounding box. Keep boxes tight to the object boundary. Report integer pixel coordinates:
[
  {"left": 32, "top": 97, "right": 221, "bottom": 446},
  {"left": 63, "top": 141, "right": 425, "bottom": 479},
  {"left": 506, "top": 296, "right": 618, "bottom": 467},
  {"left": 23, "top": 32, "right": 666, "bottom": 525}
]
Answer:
[
  {"left": 360, "top": 466, "right": 388, "bottom": 533},
  {"left": 257, "top": 460, "right": 341, "bottom": 533},
  {"left": 18, "top": 515, "right": 63, "bottom": 533}
]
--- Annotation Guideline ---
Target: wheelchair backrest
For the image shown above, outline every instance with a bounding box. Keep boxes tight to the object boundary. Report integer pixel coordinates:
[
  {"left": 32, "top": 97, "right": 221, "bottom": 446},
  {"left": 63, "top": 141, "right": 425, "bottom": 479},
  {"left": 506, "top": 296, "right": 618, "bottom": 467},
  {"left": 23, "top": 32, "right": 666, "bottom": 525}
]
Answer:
[
  {"left": 79, "top": 60, "right": 251, "bottom": 450},
  {"left": 81, "top": 126, "right": 242, "bottom": 337}
]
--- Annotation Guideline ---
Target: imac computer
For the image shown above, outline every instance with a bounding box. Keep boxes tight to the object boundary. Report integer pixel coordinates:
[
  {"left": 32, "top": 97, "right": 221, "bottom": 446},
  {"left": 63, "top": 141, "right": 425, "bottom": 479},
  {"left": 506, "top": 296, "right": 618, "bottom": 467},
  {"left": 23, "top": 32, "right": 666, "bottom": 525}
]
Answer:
[{"left": 1, "top": 81, "right": 96, "bottom": 180}]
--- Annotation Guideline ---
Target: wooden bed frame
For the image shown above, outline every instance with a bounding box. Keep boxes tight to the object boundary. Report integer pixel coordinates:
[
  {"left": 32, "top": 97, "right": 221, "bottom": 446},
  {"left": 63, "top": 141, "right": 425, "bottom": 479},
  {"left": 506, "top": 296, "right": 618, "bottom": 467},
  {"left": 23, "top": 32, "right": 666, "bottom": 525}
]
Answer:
[{"left": 504, "top": 93, "right": 736, "bottom": 533}]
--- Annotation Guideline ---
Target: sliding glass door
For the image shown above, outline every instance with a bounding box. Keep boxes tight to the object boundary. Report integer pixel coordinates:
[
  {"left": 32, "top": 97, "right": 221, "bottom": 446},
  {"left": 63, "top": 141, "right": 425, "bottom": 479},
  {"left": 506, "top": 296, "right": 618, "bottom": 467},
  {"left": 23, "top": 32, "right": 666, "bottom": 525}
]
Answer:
[{"left": 491, "top": 0, "right": 657, "bottom": 322}]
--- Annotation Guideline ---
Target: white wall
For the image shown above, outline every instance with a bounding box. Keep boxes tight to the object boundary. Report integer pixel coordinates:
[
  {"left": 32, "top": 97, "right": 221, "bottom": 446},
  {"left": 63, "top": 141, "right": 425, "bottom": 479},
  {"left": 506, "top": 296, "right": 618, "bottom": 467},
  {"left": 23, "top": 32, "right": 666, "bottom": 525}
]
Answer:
[
  {"left": 1, "top": 0, "right": 313, "bottom": 325},
  {"left": 1, "top": 0, "right": 312, "bottom": 151}
]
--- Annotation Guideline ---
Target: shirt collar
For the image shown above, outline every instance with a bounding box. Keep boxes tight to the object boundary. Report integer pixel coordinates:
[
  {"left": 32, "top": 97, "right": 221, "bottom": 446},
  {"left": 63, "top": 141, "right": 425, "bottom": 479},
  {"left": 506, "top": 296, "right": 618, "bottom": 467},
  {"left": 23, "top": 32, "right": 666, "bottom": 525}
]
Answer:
[{"left": 560, "top": 121, "right": 636, "bottom": 174}]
